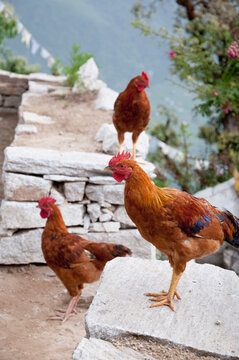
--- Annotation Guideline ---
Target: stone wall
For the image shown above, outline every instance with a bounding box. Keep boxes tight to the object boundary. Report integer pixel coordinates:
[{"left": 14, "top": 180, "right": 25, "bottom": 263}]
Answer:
[
  {"left": 0, "top": 70, "right": 156, "bottom": 264},
  {"left": 0, "top": 70, "right": 29, "bottom": 112}
]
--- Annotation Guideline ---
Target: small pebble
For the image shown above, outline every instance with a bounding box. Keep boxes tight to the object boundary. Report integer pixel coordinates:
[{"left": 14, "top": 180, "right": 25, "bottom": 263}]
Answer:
[{"left": 215, "top": 320, "right": 221, "bottom": 325}]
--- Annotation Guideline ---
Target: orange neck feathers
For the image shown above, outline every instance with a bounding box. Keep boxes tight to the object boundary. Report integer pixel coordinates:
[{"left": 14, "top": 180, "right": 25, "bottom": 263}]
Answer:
[{"left": 44, "top": 204, "right": 68, "bottom": 235}]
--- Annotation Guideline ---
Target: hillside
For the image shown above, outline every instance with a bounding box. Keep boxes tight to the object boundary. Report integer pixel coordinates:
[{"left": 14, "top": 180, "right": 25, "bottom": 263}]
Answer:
[{"left": 5, "top": 0, "right": 206, "bottom": 154}]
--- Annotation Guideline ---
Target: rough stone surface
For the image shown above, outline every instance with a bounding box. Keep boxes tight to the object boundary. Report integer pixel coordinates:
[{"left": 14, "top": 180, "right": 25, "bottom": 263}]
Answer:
[
  {"left": 44, "top": 174, "right": 88, "bottom": 182},
  {"left": 3, "top": 172, "right": 52, "bottom": 201},
  {"left": 22, "top": 111, "right": 54, "bottom": 124},
  {"left": 0, "top": 223, "right": 15, "bottom": 238},
  {"left": 72, "top": 58, "right": 106, "bottom": 92},
  {"left": 73, "top": 337, "right": 155, "bottom": 360},
  {"left": 87, "top": 203, "right": 101, "bottom": 222},
  {"left": 86, "top": 258, "right": 239, "bottom": 359},
  {"left": 28, "top": 72, "right": 66, "bottom": 83},
  {"left": 1, "top": 201, "right": 85, "bottom": 229},
  {"left": 50, "top": 187, "right": 65, "bottom": 205},
  {"left": 99, "top": 212, "right": 113, "bottom": 222},
  {"left": 0, "top": 229, "right": 44, "bottom": 264},
  {"left": 85, "top": 184, "right": 125, "bottom": 205},
  {"left": 194, "top": 178, "right": 239, "bottom": 216},
  {"left": 95, "top": 123, "right": 149, "bottom": 159},
  {"left": 4, "top": 95, "right": 21, "bottom": 108},
  {"left": 84, "top": 230, "right": 155, "bottom": 259},
  {"left": 64, "top": 181, "right": 86, "bottom": 202},
  {"left": 90, "top": 222, "right": 120, "bottom": 233},
  {"left": 113, "top": 206, "right": 136, "bottom": 228},
  {"left": 89, "top": 175, "right": 116, "bottom": 185},
  {"left": 15, "top": 124, "right": 38, "bottom": 135},
  {"left": 94, "top": 87, "right": 118, "bottom": 111},
  {"left": 3, "top": 146, "right": 113, "bottom": 177}
]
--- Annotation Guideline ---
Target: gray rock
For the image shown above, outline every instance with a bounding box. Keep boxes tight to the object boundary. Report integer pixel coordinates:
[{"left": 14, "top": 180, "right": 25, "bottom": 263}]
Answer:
[
  {"left": 28, "top": 81, "right": 62, "bottom": 94},
  {"left": 4, "top": 146, "right": 112, "bottom": 177},
  {"left": 50, "top": 187, "right": 65, "bottom": 205},
  {"left": 44, "top": 174, "right": 88, "bottom": 182},
  {"left": 73, "top": 337, "right": 155, "bottom": 360},
  {"left": 99, "top": 213, "right": 113, "bottom": 222},
  {"left": 95, "top": 123, "right": 149, "bottom": 159},
  {"left": 94, "top": 87, "right": 118, "bottom": 111},
  {"left": 4, "top": 95, "right": 21, "bottom": 108},
  {"left": 84, "top": 230, "right": 155, "bottom": 259},
  {"left": 85, "top": 184, "right": 125, "bottom": 205},
  {"left": 64, "top": 181, "right": 86, "bottom": 202},
  {"left": 87, "top": 203, "right": 101, "bottom": 222},
  {"left": 113, "top": 206, "right": 135, "bottom": 228},
  {"left": 86, "top": 258, "right": 239, "bottom": 359},
  {"left": 0, "top": 229, "right": 44, "bottom": 264},
  {"left": 90, "top": 222, "right": 120, "bottom": 233},
  {"left": 15, "top": 124, "right": 38, "bottom": 135},
  {"left": 68, "top": 227, "right": 89, "bottom": 235},
  {"left": 3, "top": 172, "right": 52, "bottom": 201},
  {"left": 89, "top": 176, "right": 116, "bottom": 185},
  {"left": 22, "top": 111, "right": 54, "bottom": 124},
  {"left": 1, "top": 201, "right": 85, "bottom": 229},
  {"left": 72, "top": 58, "right": 106, "bottom": 92},
  {"left": 28, "top": 72, "right": 66, "bottom": 84},
  {"left": 194, "top": 178, "right": 239, "bottom": 217}
]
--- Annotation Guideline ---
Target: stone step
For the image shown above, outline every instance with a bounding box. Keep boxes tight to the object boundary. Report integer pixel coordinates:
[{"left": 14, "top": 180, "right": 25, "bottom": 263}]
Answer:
[{"left": 85, "top": 257, "right": 239, "bottom": 359}]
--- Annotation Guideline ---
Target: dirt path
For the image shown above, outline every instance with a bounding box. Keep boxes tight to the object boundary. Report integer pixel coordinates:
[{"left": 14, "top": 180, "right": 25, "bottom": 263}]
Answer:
[{"left": 0, "top": 264, "right": 98, "bottom": 360}]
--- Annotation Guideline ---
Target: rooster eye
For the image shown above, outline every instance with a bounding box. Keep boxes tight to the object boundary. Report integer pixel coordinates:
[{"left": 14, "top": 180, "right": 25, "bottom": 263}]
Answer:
[{"left": 120, "top": 164, "right": 124, "bottom": 168}]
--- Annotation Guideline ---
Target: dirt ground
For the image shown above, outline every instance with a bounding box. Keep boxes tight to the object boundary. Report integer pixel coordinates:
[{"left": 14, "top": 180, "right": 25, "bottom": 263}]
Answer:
[{"left": 0, "top": 92, "right": 221, "bottom": 360}]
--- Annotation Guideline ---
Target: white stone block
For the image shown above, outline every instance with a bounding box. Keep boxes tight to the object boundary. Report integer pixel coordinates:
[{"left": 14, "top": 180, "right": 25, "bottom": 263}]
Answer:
[
  {"left": 86, "top": 258, "right": 239, "bottom": 359},
  {"left": 89, "top": 176, "right": 116, "bottom": 185},
  {"left": 0, "top": 229, "right": 44, "bottom": 264},
  {"left": 83, "top": 214, "right": 90, "bottom": 230},
  {"left": 94, "top": 87, "right": 118, "bottom": 111},
  {"left": 87, "top": 203, "right": 101, "bottom": 222},
  {"left": 50, "top": 187, "right": 65, "bottom": 205},
  {"left": 95, "top": 123, "right": 149, "bottom": 159},
  {"left": 72, "top": 58, "right": 106, "bottom": 93},
  {"left": 64, "top": 182, "right": 85, "bottom": 202},
  {"left": 44, "top": 174, "right": 88, "bottom": 182},
  {"left": 22, "top": 111, "right": 54, "bottom": 124},
  {"left": 73, "top": 337, "right": 153, "bottom": 360},
  {"left": 113, "top": 206, "right": 135, "bottom": 228},
  {"left": 85, "top": 184, "right": 125, "bottom": 205},
  {"left": 90, "top": 222, "right": 120, "bottom": 233},
  {"left": 99, "top": 213, "right": 113, "bottom": 222},
  {"left": 4, "top": 146, "right": 112, "bottom": 177},
  {"left": 3, "top": 172, "right": 52, "bottom": 201},
  {"left": 28, "top": 72, "right": 66, "bottom": 83},
  {"left": 85, "top": 230, "right": 155, "bottom": 259},
  {"left": 15, "top": 124, "right": 37, "bottom": 135},
  {"left": 1, "top": 201, "right": 85, "bottom": 229}
]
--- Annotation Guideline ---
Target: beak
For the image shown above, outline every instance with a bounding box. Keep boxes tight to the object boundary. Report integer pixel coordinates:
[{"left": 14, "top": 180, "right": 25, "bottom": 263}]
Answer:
[{"left": 104, "top": 165, "right": 113, "bottom": 172}]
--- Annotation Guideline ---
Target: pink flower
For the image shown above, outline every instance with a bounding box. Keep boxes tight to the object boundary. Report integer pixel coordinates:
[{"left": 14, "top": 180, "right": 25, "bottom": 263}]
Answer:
[
  {"left": 169, "top": 51, "right": 177, "bottom": 59},
  {"left": 212, "top": 90, "right": 218, "bottom": 96},
  {"left": 227, "top": 41, "right": 239, "bottom": 58},
  {"left": 219, "top": 102, "right": 232, "bottom": 114}
]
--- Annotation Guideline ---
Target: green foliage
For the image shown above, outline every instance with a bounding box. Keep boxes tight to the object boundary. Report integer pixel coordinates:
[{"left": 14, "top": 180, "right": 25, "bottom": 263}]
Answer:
[
  {"left": 50, "top": 58, "right": 62, "bottom": 76},
  {"left": 0, "top": 48, "right": 40, "bottom": 74},
  {"left": 132, "top": 0, "right": 239, "bottom": 188},
  {"left": 0, "top": 9, "right": 17, "bottom": 46},
  {"left": 61, "top": 44, "right": 92, "bottom": 88}
]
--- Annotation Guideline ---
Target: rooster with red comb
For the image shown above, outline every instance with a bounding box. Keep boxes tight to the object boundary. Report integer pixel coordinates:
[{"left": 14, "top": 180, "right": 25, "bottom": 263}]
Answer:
[{"left": 112, "top": 71, "right": 150, "bottom": 160}]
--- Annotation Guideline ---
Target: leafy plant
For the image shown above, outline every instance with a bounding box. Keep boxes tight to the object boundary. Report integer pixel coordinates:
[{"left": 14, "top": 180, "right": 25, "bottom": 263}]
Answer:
[{"left": 62, "top": 44, "right": 92, "bottom": 88}]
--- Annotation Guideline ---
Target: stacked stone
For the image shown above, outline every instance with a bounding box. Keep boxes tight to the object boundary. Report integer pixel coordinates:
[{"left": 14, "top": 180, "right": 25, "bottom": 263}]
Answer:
[
  {"left": 0, "top": 70, "right": 29, "bottom": 111},
  {"left": 0, "top": 146, "right": 156, "bottom": 264}
]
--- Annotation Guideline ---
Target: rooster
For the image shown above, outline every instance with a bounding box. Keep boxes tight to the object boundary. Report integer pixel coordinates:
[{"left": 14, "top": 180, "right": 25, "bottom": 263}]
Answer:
[
  {"left": 38, "top": 196, "right": 132, "bottom": 322},
  {"left": 113, "top": 72, "right": 150, "bottom": 160},
  {"left": 105, "top": 152, "right": 239, "bottom": 311}
]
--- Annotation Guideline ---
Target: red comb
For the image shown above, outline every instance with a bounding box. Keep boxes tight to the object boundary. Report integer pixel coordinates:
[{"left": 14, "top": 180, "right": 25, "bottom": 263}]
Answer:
[
  {"left": 38, "top": 196, "right": 56, "bottom": 207},
  {"left": 142, "top": 71, "right": 149, "bottom": 84},
  {"left": 109, "top": 151, "right": 131, "bottom": 166}
]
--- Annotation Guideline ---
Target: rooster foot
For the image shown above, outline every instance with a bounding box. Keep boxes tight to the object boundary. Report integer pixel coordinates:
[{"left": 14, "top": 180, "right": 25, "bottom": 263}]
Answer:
[
  {"left": 56, "top": 308, "right": 78, "bottom": 314},
  {"left": 145, "top": 290, "right": 181, "bottom": 312}
]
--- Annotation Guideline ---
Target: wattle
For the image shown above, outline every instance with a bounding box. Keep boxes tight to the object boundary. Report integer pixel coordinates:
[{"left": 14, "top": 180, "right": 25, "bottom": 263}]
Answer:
[
  {"left": 40, "top": 209, "right": 48, "bottom": 218},
  {"left": 113, "top": 172, "right": 125, "bottom": 183}
]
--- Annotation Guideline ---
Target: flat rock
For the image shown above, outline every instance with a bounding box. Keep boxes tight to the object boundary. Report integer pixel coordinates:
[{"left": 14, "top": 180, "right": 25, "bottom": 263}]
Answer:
[
  {"left": 194, "top": 178, "right": 239, "bottom": 216},
  {"left": 1, "top": 201, "right": 85, "bottom": 229},
  {"left": 87, "top": 203, "right": 101, "bottom": 222},
  {"left": 22, "top": 111, "right": 54, "bottom": 124},
  {"left": 3, "top": 147, "right": 112, "bottom": 177},
  {"left": 0, "top": 229, "right": 44, "bottom": 264},
  {"left": 43, "top": 174, "right": 88, "bottom": 182},
  {"left": 15, "top": 124, "right": 38, "bottom": 135},
  {"left": 28, "top": 72, "right": 66, "bottom": 83},
  {"left": 64, "top": 181, "right": 86, "bottom": 202},
  {"left": 113, "top": 206, "right": 136, "bottom": 228},
  {"left": 89, "top": 222, "right": 120, "bottom": 233},
  {"left": 3, "top": 172, "right": 52, "bottom": 201},
  {"left": 86, "top": 258, "right": 239, "bottom": 359},
  {"left": 88, "top": 176, "right": 116, "bottom": 185},
  {"left": 84, "top": 230, "right": 155, "bottom": 259},
  {"left": 73, "top": 337, "right": 155, "bottom": 360},
  {"left": 73, "top": 58, "right": 106, "bottom": 92},
  {"left": 95, "top": 123, "right": 149, "bottom": 159},
  {"left": 85, "top": 184, "right": 125, "bottom": 205},
  {"left": 94, "top": 87, "right": 118, "bottom": 111}
]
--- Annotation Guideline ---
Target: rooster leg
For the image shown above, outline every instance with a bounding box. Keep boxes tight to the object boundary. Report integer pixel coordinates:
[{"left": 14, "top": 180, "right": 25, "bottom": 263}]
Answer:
[
  {"left": 48, "top": 291, "right": 82, "bottom": 323},
  {"left": 132, "top": 142, "right": 136, "bottom": 160},
  {"left": 145, "top": 269, "right": 182, "bottom": 311},
  {"left": 118, "top": 132, "right": 124, "bottom": 154}
]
